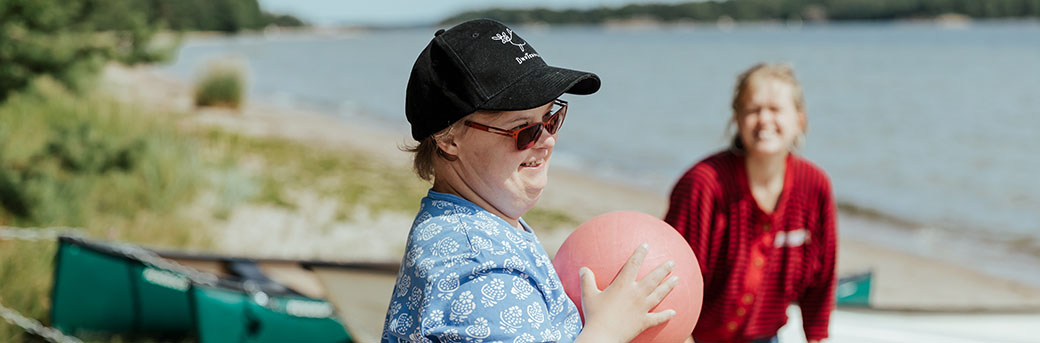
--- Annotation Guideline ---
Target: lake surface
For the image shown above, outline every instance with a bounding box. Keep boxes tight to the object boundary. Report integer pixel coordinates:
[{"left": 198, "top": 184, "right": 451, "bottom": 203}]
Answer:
[{"left": 162, "top": 21, "right": 1040, "bottom": 284}]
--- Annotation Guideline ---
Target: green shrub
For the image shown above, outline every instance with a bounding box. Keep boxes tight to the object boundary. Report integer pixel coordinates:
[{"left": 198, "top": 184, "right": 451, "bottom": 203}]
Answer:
[
  {"left": 193, "top": 59, "right": 247, "bottom": 109},
  {"left": 0, "top": 77, "right": 202, "bottom": 226}
]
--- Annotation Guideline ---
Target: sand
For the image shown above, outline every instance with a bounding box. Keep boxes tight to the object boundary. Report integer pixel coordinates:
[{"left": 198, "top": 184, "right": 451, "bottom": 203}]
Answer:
[{"left": 100, "top": 63, "right": 1040, "bottom": 314}]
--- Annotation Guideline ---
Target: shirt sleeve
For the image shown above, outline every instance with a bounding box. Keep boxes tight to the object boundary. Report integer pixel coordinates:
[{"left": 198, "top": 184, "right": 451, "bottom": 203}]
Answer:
[
  {"left": 664, "top": 167, "right": 719, "bottom": 286},
  {"left": 799, "top": 178, "right": 838, "bottom": 341}
]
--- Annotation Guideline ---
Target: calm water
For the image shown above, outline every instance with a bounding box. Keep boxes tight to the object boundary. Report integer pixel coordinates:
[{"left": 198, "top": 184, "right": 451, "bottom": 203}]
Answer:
[{"left": 163, "top": 21, "right": 1040, "bottom": 280}]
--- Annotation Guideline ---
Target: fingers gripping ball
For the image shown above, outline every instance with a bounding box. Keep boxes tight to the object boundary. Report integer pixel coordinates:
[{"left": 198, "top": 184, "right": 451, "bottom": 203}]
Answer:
[{"left": 553, "top": 211, "right": 703, "bottom": 343}]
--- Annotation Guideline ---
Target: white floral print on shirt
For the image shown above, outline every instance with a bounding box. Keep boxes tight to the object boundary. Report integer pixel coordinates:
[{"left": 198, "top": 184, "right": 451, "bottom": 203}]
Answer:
[{"left": 381, "top": 190, "right": 582, "bottom": 343}]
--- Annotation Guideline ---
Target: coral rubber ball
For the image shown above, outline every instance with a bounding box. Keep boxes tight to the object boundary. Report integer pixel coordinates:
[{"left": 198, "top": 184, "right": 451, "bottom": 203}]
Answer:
[{"left": 553, "top": 211, "right": 703, "bottom": 343}]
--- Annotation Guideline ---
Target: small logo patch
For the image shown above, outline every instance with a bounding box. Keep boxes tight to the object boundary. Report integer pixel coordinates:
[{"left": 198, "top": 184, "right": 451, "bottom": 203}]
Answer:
[{"left": 774, "top": 228, "right": 810, "bottom": 247}]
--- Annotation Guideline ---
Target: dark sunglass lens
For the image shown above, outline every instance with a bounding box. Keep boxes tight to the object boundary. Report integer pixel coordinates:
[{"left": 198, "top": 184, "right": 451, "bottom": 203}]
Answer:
[
  {"left": 548, "top": 110, "right": 565, "bottom": 134},
  {"left": 517, "top": 124, "right": 542, "bottom": 150}
]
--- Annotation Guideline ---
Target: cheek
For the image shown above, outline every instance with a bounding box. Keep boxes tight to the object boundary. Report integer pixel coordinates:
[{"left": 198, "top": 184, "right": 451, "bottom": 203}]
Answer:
[
  {"left": 737, "top": 116, "right": 755, "bottom": 133},
  {"left": 469, "top": 147, "right": 522, "bottom": 176},
  {"left": 781, "top": 112, "right": 803, "bottom": 132}
]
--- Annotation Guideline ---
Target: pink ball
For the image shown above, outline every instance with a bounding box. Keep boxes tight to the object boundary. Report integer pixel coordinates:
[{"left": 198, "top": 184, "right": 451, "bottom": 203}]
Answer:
[{"left": 553, "top": 211, "right": 703, "bottom": 343}]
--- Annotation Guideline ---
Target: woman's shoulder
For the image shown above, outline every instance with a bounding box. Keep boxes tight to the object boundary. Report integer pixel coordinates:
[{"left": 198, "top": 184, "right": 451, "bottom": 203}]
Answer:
[
  {"left": 698, "top": 150, "right": 739, "bottom": 166},
  {"left": 693, "top": 150, "right": 740, "bottom": 173},
  {"left": 789, "top": 155, "right": 832, "bottom": 187},
  {"left": 675, "top": 150, "right": 739, "bottom": 189},
  {"left": 409, "top": 197, "right": 524, "bottom": 257},
  {"left": 413, "top": 191, "right": 488, "bottom": 228},
  {"left": 788, "top": 155, "right": 834, "bottom": 201},
  {"left": 412, "top": 205, "right": 502, "bottom": 244}
]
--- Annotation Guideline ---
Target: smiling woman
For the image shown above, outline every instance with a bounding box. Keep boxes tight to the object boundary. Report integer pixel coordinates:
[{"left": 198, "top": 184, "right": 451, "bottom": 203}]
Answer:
[
  {"left": 381, "top": 18, "right": 685, "bottom": 343},
  {"left": 665, "top": 63, "right": 837, "bottom": 343}
]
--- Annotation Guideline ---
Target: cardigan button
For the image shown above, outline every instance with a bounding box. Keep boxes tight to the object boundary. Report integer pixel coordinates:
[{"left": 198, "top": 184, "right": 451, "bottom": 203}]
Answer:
[
  {"left": 742, "top": 294, "right": 754, "bottom": 304},
  {"left": 753, "top": 257, "right": 764, "bottom": 267},
  {"left": 762, "top": 224, "right": 771, "bottom": 232},
  {"left": 736, "top": 307, "right": 746, "bottom": 316},
  {"left": 727, "top": 321, "right": 738, "bottom": 331}
]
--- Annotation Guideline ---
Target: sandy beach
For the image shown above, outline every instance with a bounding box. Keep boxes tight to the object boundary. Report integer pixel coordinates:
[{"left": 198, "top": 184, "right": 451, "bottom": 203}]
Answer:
[{"left": 100, "top": 63, "right": 1040, "bottom": 316}]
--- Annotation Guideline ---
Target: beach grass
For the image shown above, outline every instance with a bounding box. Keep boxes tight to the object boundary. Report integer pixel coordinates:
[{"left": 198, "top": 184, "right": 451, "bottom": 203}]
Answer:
[
  {"left": 194, "top": 129, "right": 430, "bottom": 221},
  {"left": 193, "top": 59, "right": 247, "bottom": 109},
  {"left": 0, "top": 241, "right": 56, "bottom": 342}
]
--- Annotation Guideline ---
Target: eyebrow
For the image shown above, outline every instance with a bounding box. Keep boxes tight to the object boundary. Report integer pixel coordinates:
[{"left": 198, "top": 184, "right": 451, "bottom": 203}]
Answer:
[
  {"left": 484, "top": 105, "right": 553, "bottom": 127},
  {"left": 504, "top": 117, "right": 529, "bottom": 127},
  {"left": 506, "top": 111, "right": 547, "bottom": 125}
]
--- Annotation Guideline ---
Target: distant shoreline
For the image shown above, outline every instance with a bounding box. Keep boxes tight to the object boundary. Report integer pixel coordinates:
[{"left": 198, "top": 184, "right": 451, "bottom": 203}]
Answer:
[
  {"left": 440, "top": 0, "right": 1037, "bottom": 28},
  {"left": 169, "top": 17, "right": 1040, "bottom": 37}
]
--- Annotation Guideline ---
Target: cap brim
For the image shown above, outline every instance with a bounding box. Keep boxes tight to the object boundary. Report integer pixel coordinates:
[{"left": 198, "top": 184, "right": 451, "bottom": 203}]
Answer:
[{"left": 480, "top": 66, "right": 601, "bottom": 111}]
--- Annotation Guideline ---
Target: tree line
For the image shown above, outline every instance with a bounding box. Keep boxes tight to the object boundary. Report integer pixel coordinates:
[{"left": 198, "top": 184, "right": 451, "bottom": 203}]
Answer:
[
  {"left": 443, "top": 0, "right": 1040, "bottom": 25},
  {"left": 0, "top": 0, "right": 304, "bottom": 101},
  {"left": 149, "top": 0, "right": 304, "bottom": 32}
]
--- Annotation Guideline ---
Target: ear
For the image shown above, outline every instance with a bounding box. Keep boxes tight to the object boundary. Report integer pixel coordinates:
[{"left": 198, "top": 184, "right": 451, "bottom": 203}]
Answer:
[
  {"left": 435, "top": 133, "right": 460, "bottom": 157},
  {"left": 798, "top": 110, "right": 808, "bottom": 132}
]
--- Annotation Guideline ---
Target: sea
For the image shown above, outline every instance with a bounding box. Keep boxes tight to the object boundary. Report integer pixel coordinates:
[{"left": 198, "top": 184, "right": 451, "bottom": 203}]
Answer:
[{"left": 161, "top": 20, "right": 1040, "bottom": 286}]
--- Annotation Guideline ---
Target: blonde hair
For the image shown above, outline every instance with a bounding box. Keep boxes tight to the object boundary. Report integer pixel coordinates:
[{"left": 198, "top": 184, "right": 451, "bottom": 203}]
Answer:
[{"left": 728, "top": 63, "right": 807, "bottom": 151}]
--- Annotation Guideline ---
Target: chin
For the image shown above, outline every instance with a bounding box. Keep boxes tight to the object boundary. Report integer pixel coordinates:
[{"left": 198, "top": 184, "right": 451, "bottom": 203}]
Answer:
[
  {"left": 519, "top": 164, "right": 550, "bottom": 185},
  {"left": 747, "top": 141, "right": 788, "bottom": 156},
  {"left": 522, "top": 181, "right": 546, "bottom": 198}
]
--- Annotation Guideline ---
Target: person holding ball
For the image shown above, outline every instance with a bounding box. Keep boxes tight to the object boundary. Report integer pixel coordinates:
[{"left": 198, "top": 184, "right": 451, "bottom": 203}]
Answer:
[
  {"left": 381, "top": 19, "right": 680, "bottom": 343},
  {"left": 665, "top": 63, "right": 837, "bottom": 343}
]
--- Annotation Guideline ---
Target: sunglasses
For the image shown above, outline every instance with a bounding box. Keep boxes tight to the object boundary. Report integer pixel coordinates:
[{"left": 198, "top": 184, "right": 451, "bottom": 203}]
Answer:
[{"left": 464, "top": 99, "right": 568, "bottom": 150}]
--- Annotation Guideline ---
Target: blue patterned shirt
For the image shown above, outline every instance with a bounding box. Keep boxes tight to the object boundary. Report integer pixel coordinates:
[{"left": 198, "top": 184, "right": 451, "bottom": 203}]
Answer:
[{"left": 381, "top": 190, "right": 582, "bottom": 343}]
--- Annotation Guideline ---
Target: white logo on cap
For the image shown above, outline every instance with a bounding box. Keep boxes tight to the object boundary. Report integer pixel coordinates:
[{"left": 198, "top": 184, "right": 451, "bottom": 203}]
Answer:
[
  {"left": 491, "top": 29, "right": 527, "bottom": 52},
  {"left": 492, "top": 29, "right": 540, "bottom": 64}
]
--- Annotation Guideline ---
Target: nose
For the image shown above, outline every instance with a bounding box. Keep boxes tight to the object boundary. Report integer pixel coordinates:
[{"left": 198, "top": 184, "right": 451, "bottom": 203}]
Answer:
[
  {"left": 533, "top": 125, "right": 556, "bottom": 150},
  {"left": 756, "top": 108, "right": 777, "bottom": 126}
]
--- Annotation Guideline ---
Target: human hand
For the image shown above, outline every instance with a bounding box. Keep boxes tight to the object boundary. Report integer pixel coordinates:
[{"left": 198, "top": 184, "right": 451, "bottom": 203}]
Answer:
[{"left": 574, "top": 243, "right": 679, "bottom": 343}]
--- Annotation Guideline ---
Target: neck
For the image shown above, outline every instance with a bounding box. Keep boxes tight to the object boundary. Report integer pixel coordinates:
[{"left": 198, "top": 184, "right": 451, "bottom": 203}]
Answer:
[
  {"left": 432, "top": 175, "right": 522, "bottom": 230},
  {"left": 745, "top": 151, "right": 788, "bottom": 186},
  {"left": 744, "top": 151, "right": 788, "bottom": 213}
]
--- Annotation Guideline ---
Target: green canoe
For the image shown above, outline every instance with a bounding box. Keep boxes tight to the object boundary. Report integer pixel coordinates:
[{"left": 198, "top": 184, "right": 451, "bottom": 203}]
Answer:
[
  {"left": 836, "top": 270, "right": 873, "bottom": 308},
  {"left": 50, "top": 236, "right": 396, "bottom": 343}
]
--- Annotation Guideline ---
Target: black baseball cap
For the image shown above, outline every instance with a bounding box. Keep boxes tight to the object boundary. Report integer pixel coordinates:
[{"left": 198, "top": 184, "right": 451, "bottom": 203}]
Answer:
[{"left": 405, "top": 18, "right": 601, "bottom": 141}]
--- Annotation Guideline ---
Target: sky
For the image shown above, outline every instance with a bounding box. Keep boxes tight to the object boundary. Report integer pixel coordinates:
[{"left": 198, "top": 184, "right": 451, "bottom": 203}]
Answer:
[{"left": 258, "top": 0, "right": 697, "bottom": 26}]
